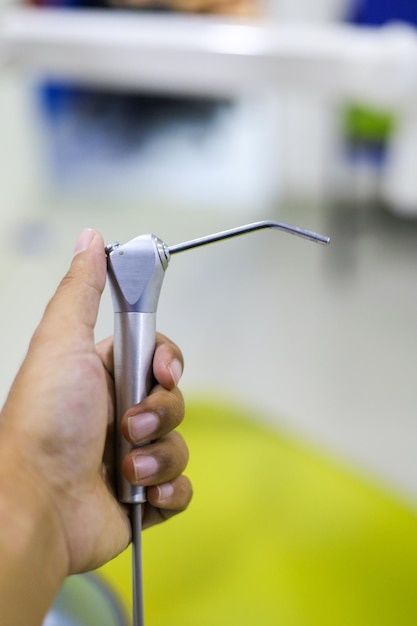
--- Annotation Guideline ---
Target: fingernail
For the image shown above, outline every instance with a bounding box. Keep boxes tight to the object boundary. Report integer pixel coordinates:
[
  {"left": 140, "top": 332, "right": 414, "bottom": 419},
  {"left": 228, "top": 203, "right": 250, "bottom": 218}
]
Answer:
[
  {"left": 133, "top": 455, "right": 159, "bottom": 482},
  {"left": 167, "top": 358, "right": 182, "bottom": 386},
  {"left": 74, "top": 228, "right": 94, "bottom": 255},
  {"left": 128, "top": 413, "right": 158, "bottom": 444},
  {"left": 157, "top": 482, "right": 174, "bottom": 501}
]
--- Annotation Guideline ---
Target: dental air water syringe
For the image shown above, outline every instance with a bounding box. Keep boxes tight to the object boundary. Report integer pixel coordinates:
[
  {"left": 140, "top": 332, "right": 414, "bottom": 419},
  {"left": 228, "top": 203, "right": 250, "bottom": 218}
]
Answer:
[{"left": 106, "top": 220, "right": 330, "bottom": 626}]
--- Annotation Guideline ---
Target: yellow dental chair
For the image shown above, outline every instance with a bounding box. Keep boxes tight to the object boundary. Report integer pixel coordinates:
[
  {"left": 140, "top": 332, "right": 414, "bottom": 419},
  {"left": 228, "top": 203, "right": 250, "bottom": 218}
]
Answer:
[{"left": 97, "top": 399, "right": 417, "bottom": 626}]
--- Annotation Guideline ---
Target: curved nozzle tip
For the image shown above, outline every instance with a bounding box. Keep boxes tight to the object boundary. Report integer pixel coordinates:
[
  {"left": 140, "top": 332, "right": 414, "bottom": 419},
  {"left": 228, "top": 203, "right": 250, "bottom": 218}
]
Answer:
[{"left": 168, "top": 220, "right": 330, "bottom": 254}]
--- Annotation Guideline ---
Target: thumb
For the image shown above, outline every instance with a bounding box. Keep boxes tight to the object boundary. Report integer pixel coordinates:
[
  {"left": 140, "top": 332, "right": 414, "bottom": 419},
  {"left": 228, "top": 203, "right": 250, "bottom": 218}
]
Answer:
[{"left": 34, "top": 229, "right": 107, "bottom": 348}]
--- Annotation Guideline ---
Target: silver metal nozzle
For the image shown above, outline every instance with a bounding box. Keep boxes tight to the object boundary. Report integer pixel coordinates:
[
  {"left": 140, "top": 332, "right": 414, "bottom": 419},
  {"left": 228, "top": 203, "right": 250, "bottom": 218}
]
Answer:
[{"left": 168, "top": 220, "right": 329, "bottom": 254}]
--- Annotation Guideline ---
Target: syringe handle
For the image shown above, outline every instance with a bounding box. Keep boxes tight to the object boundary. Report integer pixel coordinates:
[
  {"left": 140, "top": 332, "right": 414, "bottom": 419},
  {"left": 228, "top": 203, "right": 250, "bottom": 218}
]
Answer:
[{"left": 113, "top": 311, "right": 156, "bottom": 504}]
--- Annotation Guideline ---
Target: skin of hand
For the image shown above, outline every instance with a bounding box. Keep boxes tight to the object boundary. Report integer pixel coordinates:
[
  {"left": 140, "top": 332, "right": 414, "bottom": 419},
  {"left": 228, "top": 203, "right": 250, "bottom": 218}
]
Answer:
[
  {"left": 0, "top": 228, "right": 191, "bottom": 625},
  {"left": 110, "top": 0, "right": 259, "bottom": 17}
]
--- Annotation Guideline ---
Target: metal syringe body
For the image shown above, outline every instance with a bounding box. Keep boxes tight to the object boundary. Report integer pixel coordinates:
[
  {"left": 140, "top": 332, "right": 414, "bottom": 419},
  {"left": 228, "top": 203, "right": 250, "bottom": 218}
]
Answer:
[
  {"left": 107, "top": 234, "right": 170, "bottom": 626},
  {"left": 107, "top": 221, "right": 329, "bottom": 500},
  {"left": 106, "top": 234, "right": 170, "bottom": 504},
  {"left": 106, "top": 220, "right": 329, "bottom": 626}
]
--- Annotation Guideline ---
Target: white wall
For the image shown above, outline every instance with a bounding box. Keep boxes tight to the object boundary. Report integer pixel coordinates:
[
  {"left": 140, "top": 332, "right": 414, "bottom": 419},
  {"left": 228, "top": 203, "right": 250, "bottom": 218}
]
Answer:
[{"left": 264, "top": 0, "right": 349, "bottom": 22}]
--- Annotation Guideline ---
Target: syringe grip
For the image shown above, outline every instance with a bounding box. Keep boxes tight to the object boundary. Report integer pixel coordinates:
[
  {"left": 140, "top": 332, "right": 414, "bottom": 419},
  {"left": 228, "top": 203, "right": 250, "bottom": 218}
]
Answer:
[{"left": 113, "top": 311, "right": 156, "bottom": 503}]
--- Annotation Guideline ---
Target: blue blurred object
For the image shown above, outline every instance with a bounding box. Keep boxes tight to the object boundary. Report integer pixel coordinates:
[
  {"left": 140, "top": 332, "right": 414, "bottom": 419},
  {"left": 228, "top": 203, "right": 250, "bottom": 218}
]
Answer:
[
  {"left": 347, "top": 0, "right": 417, "bottom": 27},
  {"left": 36, "top": 78, "right": 231, "bottom": 187}
]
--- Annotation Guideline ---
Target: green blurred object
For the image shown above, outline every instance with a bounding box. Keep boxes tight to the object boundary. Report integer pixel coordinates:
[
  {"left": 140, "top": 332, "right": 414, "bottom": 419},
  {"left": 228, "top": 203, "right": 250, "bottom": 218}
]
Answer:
[
  {"left": 99, "top": 399, "right": 417, "bottom": 625},
  {"left": 343, "top": 103, "right": 396, "bottom": 143}
]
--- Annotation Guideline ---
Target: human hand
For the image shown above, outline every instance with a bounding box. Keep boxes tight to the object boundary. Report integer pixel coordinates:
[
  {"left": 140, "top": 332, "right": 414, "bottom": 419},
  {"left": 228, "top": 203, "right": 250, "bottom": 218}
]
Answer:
[
  {"left": 0, "top": 229, "right": 191, "bottom": 578},
  {"left": 96, "top": 331, "right": 192, "bottom": 531}
]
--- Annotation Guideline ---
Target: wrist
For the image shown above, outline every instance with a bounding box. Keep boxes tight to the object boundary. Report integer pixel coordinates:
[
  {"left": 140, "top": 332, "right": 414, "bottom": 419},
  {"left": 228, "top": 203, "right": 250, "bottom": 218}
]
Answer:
[{"left": 0, "top": 422, "right": 69, "bottom": 625}]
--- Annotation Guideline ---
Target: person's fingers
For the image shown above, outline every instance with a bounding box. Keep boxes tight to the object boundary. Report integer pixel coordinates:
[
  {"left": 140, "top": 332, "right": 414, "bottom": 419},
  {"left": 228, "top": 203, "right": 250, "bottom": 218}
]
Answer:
[
  {"left": 143, "top": 475, "right": 193, "bottom": 528},
  {"left": 32, "top": 229, "right": 106, "bottom": 350},
  {"left": 122, "top": 431, "right": 189, "bottom": 487},
  {"left": 153, "top": 333, "right": 184, "bottom": 390},
  {"left": 122, "top": 385, "right": 184, "bottom": 445}
]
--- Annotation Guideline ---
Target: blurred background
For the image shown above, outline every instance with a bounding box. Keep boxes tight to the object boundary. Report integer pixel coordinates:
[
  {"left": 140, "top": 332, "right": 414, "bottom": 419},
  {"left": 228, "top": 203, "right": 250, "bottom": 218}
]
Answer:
[{"left": 2, "top": 0, "right": 417, "bottom": 624}]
